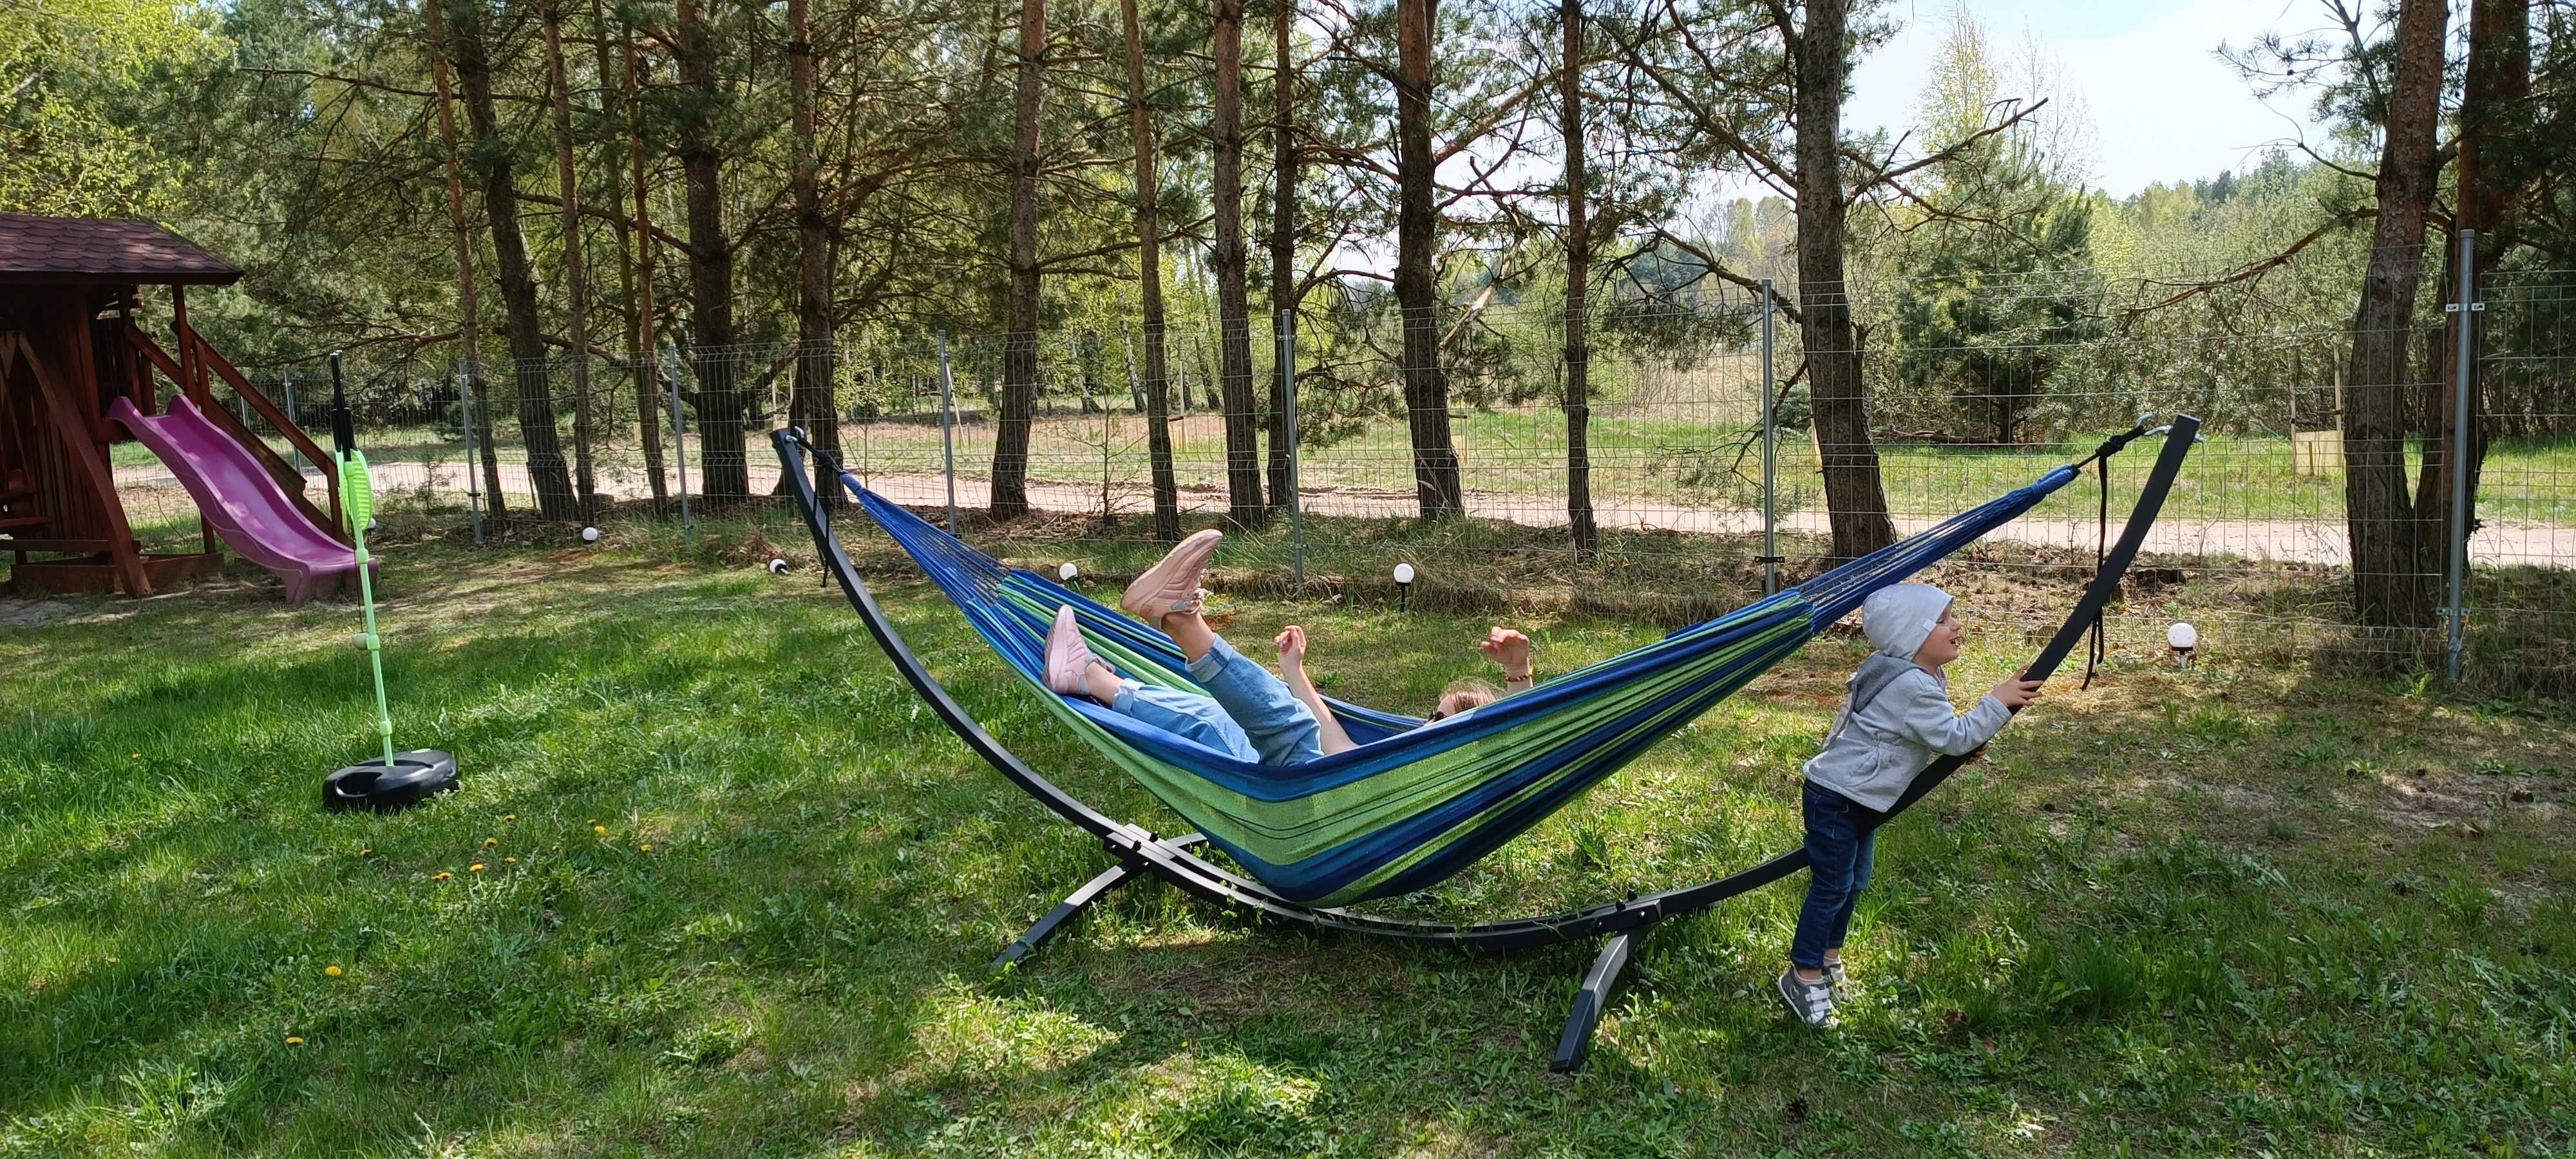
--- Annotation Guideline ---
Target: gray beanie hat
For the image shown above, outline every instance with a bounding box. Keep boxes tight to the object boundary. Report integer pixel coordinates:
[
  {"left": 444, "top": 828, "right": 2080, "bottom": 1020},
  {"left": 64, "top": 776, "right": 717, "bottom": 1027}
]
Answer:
[{"left": 1861, "top": 583, "right": 1953, "bottom": 659}]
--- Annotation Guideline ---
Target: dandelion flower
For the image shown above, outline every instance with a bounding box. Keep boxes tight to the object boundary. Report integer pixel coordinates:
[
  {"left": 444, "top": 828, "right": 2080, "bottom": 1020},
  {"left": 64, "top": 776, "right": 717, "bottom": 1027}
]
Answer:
[
  {"left": 483, "top": 837, "right": 498, "bottom": 849},
  {"left": 325, "top": 965, "right": 343, "bottom": 978},
  {"left": 358, "top": 848, "right": 372, "bottom": 856},
  {"left": 106, "top": 957, "right": 119, "bottom": 964},
  {"left": 593, "top": 825, "right": 607, "bottom": 836},
  {"left": 504, "top": 814, "right": 517, "bottom": 822},
  {"left": 469, "top": 863, "right": 486, "bottom": 873},
  {"left": 504, "top": 856, "right": 518, "bottom": 864},
  {"left": 638, "top": 844, "right": 652, "bottom": 853},
  {"left": 285, "top": 1036, "right": 305, "bottom": 1046},
  {"left": 129, "top": 753, "right": 140, "bottom": 760},
  {"left": 432, "top": 871, "right": 453, "bottom": 881}
]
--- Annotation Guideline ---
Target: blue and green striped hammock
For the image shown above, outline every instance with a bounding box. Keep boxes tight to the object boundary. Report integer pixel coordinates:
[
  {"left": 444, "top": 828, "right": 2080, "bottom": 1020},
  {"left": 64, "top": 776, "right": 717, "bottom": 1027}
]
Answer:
[{"left": 826, "top": 456, "right": 2095, "bottom": 907}]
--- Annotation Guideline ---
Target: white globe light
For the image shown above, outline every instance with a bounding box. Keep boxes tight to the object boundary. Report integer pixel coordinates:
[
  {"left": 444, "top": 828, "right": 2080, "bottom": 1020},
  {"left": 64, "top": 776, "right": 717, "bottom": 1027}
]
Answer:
[
  {"left": 767, "top": 557, "right": 789, "bottom": 575},
  {"left": 1393, "top": 562, "right": 1417, "bottom": 585},
  {"left": 1059, "top": 561, "right": 1080, "bottom": 581},
  {"left": 580, "top": 526, "right": 600, "bottom": 543},
  {"left": 2167, "top": 621, "right": 2199, "bottom": 650}
]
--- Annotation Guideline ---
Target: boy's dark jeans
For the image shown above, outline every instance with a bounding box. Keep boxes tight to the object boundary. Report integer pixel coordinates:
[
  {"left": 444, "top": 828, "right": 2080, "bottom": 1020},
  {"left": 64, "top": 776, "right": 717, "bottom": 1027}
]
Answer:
[{"left": 1790, "top": 779, "right": 1884, "bottom": 970}]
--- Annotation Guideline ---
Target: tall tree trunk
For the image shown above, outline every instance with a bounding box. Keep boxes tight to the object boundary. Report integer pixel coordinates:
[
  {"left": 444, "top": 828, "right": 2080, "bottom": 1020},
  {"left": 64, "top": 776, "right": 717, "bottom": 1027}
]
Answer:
[
  {"left": 1212, "top": 0, "right": 1265, "bottom": 527},
  {"left": 619, "top": 16, "right": 668, "bottom": 509},
  {"left": 454, "top": 0, "right": 578, "bottom": 520},
  {"left": 2414, "top": 0, "right": 2528, "bottom": 596},
  {"left": 1394, "top": 0, "right": 1463, "bottom": 519},
  {"left": 1791, "top": 0, "right": 1893, "bottom": 560},
  {"left": 2342, "top": 0, "right": 2450, "bottom": 628},
  {"left": 1560, "top": 0, "right": 1596, "bottom": 561},
  {"left": 788, "top": 0, "right": 844, "bottom": 509},
  {"left": 1266, "top": 0, "right": 1297, "bottom": 512},
  {"left": 542, "top": 1, "right": 598, "bottom": 520},
  {"left": 422, "top": 0, "right": 507, "bottom": 519},
  {"left": 589, "top": 0, "right": 661, "bottom": 511},
  {"left": 1122, "top": 0, "right": 1180, "bottom": 541},
  {"left": 992, "top": 0, "right": 1046, "bottom": 520},
  {"left": 675, "top": 0, "right": 746, "bottom": 502}
]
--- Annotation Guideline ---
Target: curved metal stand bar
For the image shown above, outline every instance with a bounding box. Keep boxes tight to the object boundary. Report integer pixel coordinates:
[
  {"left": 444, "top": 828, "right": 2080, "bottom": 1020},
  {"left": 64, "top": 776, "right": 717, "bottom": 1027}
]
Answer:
[{"left": 771, "top": 419, "right": 2199, "bottom": 1068}]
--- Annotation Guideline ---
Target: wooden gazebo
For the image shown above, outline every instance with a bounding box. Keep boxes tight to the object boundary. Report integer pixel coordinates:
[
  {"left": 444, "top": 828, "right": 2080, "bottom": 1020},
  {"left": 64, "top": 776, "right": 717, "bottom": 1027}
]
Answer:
[{"left": 0, "top": 214, "right": 340, "bottom": 596}]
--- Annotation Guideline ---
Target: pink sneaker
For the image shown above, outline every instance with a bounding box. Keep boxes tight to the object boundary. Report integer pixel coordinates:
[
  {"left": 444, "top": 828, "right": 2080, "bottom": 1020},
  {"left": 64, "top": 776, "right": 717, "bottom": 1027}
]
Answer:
[
  {"left": 1036, "top": 608, "right": 1097, "bottom": 695},
  {"left": 1119, "top": 529, "right": 1222, "bottom": 623},
  {"left": 1045, "top": 605, "right": 1101, "bottom": 695}
]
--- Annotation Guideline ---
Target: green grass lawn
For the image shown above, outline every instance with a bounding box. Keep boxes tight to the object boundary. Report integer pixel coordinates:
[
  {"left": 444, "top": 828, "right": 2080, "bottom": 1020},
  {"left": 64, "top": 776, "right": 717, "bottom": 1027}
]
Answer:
[{"left": 3, "top": 541, "right": 2571, "bottom": 1156}]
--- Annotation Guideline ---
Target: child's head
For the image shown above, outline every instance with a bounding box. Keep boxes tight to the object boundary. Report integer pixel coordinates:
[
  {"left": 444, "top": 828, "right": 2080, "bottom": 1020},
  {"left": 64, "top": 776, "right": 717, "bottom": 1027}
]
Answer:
[
  {"left": 1430, "top": 678, "right": 1502, "bottom": 721},
  {"left": 1862, "top": 584, "right": 1961, "bottom": 669}
]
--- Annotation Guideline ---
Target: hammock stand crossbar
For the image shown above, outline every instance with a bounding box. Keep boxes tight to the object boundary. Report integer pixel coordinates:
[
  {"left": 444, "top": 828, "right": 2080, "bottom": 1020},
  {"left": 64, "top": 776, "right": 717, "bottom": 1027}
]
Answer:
[{"left": 772, "top": 416, "right": 2200, "bottom": 1072}]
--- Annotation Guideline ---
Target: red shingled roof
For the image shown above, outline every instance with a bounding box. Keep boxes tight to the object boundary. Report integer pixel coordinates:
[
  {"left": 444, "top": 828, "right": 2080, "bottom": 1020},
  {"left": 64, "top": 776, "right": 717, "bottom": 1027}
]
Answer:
[{"left": 0, "top": 215, "right": 242, "bottom": 287}]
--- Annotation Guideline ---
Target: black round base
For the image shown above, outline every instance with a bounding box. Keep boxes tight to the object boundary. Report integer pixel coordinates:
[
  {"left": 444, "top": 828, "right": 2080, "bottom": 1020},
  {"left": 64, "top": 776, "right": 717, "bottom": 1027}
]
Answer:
[{"left": 322, "top": 750, "right": 460, "bottom": 813}]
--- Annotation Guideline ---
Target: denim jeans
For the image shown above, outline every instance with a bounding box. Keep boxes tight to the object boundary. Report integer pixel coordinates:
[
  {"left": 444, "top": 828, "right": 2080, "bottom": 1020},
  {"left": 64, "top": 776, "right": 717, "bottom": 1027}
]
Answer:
[
  {"left": 1108, "top": 635, "right": 1325, "bottom": 766},
  {"left": 1790, "top": 778, "right": 1883, "bottom": 970}
]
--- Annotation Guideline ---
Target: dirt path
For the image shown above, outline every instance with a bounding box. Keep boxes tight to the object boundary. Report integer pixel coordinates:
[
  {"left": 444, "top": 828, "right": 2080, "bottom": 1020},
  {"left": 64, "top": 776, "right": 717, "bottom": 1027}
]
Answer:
[{"left": 115, "top": 457, "right": 2576, "bottom": 569}]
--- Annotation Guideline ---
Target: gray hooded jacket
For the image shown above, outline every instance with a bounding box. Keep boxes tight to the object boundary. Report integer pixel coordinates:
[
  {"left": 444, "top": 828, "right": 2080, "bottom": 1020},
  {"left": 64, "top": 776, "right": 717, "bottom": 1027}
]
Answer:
[{"left": 1801, "top": 584, "right": 2012, "bottom": 813}]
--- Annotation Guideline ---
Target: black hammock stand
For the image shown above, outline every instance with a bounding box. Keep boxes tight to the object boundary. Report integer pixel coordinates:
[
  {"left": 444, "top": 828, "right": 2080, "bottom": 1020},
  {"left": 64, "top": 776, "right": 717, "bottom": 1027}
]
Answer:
[{"left": 772, "top": 415, "right": 2201, "bottom": 1072}]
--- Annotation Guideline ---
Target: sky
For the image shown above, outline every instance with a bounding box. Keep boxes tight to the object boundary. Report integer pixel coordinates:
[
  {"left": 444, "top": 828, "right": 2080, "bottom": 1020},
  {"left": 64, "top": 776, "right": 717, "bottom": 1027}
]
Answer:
[{"left": 1847, "top": 0, "right": 2339, "bottom": 197}]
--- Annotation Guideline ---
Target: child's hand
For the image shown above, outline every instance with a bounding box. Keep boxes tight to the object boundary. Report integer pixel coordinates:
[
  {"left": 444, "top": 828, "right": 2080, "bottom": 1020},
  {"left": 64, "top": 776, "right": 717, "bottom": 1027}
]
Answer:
[
  {"left": 1274, "top": 625, "right": 1309, "bottom": 673},
  {"left": 1990, "top": 669, "right": 2045, "bottom": 709},
  {"left": 1477, "top": 627, "right": 1533, "bottom": 681}
]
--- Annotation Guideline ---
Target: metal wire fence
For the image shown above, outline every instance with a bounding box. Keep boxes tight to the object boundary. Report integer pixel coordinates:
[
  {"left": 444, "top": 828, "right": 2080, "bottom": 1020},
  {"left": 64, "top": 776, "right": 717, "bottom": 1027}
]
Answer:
[{"left": 112, "top": 244, "right": 2575, "bottom": 693}]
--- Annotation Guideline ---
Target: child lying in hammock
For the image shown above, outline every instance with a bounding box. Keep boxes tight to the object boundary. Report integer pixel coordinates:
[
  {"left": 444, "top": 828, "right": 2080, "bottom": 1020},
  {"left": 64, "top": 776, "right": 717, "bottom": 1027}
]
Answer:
[{"left": 1044, "top": 529, "right": 1534, "bottom": 764}]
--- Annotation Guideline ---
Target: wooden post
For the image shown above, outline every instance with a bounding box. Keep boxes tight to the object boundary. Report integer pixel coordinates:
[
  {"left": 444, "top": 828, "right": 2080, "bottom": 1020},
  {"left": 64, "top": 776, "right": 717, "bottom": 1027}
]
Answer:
[{"left": 14, "top": 334, "right": 150, "bottom": 596}]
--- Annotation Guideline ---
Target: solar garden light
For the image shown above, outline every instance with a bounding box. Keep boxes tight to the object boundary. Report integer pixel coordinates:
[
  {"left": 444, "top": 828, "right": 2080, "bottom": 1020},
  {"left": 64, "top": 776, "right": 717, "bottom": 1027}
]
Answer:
[
  {"left": 321, "top": 352, "right": 459, "bottom": 813},
  {"left": 1393, "top": 561, "right": 1417, "bottom": 611},
  {"left": 767, "top": 557, "right": 790, "bottom": 576},
  {"left": 2168, "top": 621, "right": 2199, "bottom": 667},
  {"left": 1059, "top": 561, "right": 1080, "bottom": 583},
  {"left": 582, "top": 525, "right": 601, "bottom": 544}
]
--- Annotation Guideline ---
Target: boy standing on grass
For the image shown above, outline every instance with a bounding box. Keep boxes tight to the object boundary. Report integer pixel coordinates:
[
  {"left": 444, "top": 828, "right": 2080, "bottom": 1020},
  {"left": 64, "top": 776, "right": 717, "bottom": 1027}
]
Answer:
[{"left": 1778, "top": 583, "right": 2045, "bottom": 1028}]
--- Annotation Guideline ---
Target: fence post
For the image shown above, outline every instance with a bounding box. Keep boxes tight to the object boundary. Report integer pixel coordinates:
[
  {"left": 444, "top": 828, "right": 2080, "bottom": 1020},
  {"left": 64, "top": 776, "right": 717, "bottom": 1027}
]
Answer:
[
  {"left": 1278, "top": 310, "right": 1304, "bottom": 591},
  {"left": 936, "top": 330, "right": 960, "bottom": 533},
  {"left": 2444, "top": 229, "right": 2479, "bottom": 682},
  {"left": 457, "top": 366, "right": 485, "bottom": 545},
  {"left": 281, "top": 373, "right": 299, "bottom": 473},
  {"left": 665, "top": 343, "right": 693, "bottom": 549},
  {"left": 1759, "top": 278, "right": 1779, "bottom": 597}
]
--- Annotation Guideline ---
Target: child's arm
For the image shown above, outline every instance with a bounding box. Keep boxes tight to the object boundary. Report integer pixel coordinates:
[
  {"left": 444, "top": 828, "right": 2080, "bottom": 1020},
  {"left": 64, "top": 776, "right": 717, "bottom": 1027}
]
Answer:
[
  {"left": 1478, "top": 627, "right": 1537, "bottom": 697},
  {"left": 1893, "top": 671, "right": 2038, "bottom": 756},
  {"left": 1275, "top": 625, "right": 1358, "bottom": 755}
]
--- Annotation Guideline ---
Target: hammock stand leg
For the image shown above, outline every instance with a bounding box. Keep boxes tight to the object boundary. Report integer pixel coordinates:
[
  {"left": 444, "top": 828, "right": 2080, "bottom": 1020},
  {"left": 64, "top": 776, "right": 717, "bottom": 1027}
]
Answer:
[
  {"left": 993, "top": 862, "right": 1139, "bottom": 969},
  {"left": 1551, "top": 928, "right": 1642, "bottom": 1073},
  {"left": 994, "top": 834, "right": 1208, "bottom": 969}
]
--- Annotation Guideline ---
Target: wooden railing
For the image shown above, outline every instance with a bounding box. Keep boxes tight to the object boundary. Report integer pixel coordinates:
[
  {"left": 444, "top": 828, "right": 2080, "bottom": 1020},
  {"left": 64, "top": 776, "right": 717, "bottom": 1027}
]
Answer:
[{"left": 124, "top": 325, "right": 346, "bottom": 542}]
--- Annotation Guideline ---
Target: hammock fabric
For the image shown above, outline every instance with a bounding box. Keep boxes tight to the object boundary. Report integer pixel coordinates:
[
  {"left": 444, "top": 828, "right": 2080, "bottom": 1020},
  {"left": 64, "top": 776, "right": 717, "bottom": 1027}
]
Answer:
[{"left": 832, "top": 458, "right": 2093, "bottom": 906}]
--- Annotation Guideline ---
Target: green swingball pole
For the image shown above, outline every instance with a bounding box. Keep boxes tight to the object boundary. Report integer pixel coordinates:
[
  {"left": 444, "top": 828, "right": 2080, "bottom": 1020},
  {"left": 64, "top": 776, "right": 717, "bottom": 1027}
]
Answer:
[{"left": 320, "top": 352, "right": 458, "bottom": 813}]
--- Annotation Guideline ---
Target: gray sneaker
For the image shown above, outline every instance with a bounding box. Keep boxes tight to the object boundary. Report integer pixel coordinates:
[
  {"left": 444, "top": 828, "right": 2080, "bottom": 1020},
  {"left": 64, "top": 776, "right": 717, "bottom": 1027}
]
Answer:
[{"left": 1777, "top": 968, "right": 1837, "bottom": 1028}]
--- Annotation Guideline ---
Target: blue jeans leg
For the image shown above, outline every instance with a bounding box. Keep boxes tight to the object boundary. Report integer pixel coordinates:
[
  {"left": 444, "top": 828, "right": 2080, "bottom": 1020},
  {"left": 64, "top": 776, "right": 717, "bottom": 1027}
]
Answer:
[
  {"left": 1825, "top": 827, "right": 1877, "bottom": 950},
  {"left": 1790, "top": 780, "right": 1883, "bottom": 970},
  {"left": 1111, "top": 680, "right": 1261, "bottom": 763},
  {"left": 1184, "top": 635, "right": 1325, "bottom": 766}
]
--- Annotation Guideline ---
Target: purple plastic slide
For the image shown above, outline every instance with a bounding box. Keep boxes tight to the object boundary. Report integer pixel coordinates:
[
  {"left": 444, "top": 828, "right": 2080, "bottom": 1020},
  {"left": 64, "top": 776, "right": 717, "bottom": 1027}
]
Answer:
[{"left": 110, "top": 395, "right": 375, "bottom": 603}]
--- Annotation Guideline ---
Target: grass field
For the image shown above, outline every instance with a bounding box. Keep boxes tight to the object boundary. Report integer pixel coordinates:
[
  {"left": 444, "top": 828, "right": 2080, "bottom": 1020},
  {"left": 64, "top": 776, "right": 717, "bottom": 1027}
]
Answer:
[{"left": 3, "top": 538, "right": 2572, "bottom": 1156}]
